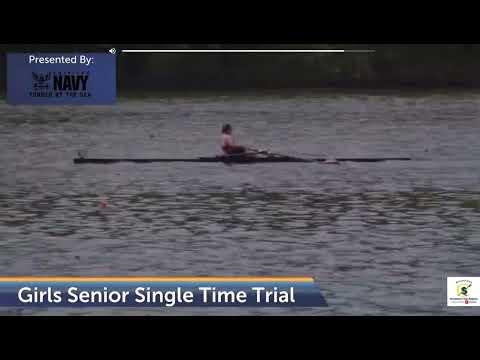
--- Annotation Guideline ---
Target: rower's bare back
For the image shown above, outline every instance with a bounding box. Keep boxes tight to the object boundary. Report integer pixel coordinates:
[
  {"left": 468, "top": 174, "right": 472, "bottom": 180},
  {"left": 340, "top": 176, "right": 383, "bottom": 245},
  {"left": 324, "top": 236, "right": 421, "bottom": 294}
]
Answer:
[{"left": 221, "top": 124, "right": 247, "bottom": 155}]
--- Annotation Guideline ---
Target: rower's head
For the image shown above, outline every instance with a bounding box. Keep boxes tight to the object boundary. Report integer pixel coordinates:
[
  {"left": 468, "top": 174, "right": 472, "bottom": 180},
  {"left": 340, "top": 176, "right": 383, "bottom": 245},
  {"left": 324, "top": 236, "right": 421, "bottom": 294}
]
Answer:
[{"left": 222, "top": 124, "right": 232, "bottom": 135}]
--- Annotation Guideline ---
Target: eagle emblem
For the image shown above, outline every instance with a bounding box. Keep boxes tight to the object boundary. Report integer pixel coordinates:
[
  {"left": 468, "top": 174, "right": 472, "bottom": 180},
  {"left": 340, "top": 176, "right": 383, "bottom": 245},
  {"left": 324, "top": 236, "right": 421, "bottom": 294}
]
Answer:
[{"left": 32, "top": 72, "right": 52, "bottom": 90}]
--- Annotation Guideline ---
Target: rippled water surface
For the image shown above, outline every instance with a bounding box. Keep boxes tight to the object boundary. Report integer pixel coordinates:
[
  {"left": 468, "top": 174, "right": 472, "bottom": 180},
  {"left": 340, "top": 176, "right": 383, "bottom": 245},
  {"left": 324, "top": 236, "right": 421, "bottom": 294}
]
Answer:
[{"left": 1, "top": 90, "right": 480, "bottom": 315}]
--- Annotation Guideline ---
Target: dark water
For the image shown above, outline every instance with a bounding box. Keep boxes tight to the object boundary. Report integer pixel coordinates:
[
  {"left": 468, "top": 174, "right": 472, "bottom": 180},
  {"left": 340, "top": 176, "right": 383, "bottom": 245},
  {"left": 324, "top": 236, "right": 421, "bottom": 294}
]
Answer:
[{"left": 1, "top": 90, "right": 480, "bottom": 315}]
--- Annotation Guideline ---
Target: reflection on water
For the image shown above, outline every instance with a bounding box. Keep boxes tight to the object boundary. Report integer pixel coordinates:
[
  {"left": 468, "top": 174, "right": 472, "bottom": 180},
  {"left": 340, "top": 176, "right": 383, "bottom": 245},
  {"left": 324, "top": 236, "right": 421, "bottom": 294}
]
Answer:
[{"left": 1, "top": 91, "right": 480, "bottom": 315}]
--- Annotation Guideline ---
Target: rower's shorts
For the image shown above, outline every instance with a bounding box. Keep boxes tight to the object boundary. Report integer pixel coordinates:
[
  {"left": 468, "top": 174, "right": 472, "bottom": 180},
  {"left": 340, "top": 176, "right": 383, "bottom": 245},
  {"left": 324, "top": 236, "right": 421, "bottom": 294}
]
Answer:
[{"left": 224, "top": 146, "right": 246, "bottom": 154}]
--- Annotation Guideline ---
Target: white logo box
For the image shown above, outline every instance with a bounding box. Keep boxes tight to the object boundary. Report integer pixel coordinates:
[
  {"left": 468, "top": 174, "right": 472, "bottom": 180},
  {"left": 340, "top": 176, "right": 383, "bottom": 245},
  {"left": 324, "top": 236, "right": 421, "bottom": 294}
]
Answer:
[{"left": 447, "top": 277, "right": 480, "bottom": 307}]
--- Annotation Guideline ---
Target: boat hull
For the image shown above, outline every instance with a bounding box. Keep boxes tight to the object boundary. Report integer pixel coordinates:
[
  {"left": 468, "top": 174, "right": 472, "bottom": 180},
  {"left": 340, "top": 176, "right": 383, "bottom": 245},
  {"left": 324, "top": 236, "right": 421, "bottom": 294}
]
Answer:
[{"left": 73, "top": 156, "right": 411, "bottom": 164}]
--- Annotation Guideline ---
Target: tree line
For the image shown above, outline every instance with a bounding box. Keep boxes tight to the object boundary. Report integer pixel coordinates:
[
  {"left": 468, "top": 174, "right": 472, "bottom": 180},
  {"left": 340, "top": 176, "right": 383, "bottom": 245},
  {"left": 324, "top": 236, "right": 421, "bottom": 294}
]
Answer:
[{"left": 1, "top": 44, "right": 480, "bottom": 93}]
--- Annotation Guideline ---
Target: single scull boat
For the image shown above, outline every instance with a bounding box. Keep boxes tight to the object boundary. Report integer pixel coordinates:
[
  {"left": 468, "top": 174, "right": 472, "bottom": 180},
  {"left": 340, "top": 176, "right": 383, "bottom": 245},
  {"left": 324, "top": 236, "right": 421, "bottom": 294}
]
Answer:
[{"left": 73, "top": 154, "right": 411, "bottom": 164}]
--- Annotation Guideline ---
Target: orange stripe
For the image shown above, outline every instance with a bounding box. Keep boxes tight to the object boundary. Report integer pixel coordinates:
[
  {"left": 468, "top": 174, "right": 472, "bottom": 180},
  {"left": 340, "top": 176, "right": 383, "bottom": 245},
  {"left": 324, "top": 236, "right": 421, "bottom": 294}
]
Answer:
[{"left": 0, "top": 276, "right": 313, "bottom": 283}]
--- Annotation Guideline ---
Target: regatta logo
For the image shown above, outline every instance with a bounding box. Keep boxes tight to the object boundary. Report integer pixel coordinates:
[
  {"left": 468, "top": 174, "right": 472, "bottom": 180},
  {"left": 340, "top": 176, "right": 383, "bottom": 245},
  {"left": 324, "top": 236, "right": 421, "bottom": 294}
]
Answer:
[
  {"left": 29, "top": 71, "right": 91, "bottom": 99},
  {"left": 456, "top": 280, "right": 472, "bottom": 298},
  {"left": 447, "top": 277, "right": 479, "bottom": 306}
]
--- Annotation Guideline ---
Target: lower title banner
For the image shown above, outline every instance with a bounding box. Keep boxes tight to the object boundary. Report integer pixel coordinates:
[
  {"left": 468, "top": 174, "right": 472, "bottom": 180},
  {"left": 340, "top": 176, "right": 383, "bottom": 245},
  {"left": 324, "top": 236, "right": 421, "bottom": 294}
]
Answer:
[{"left": 0, "top": 277, "right": 327, "bottom": 308}]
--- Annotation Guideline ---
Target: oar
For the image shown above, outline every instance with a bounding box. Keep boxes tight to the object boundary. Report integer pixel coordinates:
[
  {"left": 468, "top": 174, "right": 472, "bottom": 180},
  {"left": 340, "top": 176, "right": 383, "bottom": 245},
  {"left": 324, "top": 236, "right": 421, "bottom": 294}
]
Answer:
[
  {"left": 245, "top": 147, "right": 340, "bottom": 163},
  {"left": 281, "top": 150, "right": 341, "bottom": 163},
  {"left": 246, "top": 147, "right": 286, "bottom": 157},
  {"left": 246, "top": 147, "right": 334, "bottom": 162},
  {"left": 248, "top": 147, "right": 334, "bottom": 162},
  {"left": 245, "top": 146, "right": 266, "bottom": 153}
]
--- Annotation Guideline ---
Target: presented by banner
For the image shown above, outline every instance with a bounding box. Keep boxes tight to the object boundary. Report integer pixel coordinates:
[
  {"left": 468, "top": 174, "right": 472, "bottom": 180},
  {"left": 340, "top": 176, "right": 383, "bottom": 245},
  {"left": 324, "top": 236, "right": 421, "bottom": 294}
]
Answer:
[{"left": 7, "top": 53, "right": 116, "bottom": 105}]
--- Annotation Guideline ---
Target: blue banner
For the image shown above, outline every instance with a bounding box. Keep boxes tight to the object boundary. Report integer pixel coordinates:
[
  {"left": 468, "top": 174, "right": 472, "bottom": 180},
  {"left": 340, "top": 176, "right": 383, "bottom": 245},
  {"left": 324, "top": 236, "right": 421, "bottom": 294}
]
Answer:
[
  {"left": 7, "top": 53, "right": 116, "bottom": 105},
  {"left": 0, "top": 277, "right": 327, "bottom": 308}
]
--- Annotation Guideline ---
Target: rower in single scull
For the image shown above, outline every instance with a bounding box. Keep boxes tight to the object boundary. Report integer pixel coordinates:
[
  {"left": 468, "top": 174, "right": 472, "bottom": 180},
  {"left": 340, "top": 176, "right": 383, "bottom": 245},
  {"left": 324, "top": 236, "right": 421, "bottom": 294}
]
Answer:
[{"left": 221, "top": 124, "right": 249, "bottom": 155}]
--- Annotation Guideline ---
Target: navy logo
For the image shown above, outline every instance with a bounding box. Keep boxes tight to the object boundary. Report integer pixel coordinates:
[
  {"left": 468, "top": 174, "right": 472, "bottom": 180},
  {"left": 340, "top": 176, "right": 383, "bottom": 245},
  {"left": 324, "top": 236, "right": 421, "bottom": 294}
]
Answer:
[
  {"left": 53, "top": 71, "right": 89, "bottom": 91},
  {"left": 29, "top": 72, "right": 91, "bottom": 99},
  {"left": 32, "top": 72, "right": 52, "bottom": 90}
]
